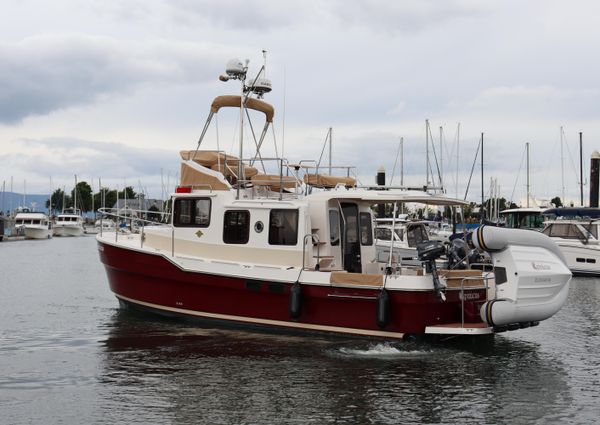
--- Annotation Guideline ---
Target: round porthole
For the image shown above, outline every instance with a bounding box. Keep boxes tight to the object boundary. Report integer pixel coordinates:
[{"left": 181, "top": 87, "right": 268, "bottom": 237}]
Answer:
[{"left": 254, "top": 221, "right": 264, "bottom": 233}]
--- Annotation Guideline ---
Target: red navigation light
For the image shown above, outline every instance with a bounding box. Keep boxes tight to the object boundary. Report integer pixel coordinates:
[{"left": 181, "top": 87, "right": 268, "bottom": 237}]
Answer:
[{"left": 175, "top": 186, "right": 192, "bottom": 193}]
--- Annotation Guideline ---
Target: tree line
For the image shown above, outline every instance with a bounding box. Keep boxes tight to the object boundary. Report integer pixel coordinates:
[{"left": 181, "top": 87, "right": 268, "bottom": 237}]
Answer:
[{"left": 45, "top": 182, "right": 138, "bottom": 213}]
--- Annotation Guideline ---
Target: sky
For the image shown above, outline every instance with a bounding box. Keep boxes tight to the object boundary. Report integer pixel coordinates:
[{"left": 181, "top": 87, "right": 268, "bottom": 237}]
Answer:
[{"left": 2, "top": 0, "right": 600, "bottom": 207}]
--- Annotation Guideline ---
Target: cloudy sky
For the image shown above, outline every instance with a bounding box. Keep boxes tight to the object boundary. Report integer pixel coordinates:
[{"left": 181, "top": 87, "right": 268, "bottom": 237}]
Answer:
[{"left": 2, "top": 0, "right": 600, "bottom": 206}]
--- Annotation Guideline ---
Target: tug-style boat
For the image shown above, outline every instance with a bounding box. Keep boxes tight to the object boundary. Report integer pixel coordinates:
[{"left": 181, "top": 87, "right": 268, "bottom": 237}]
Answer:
[{"left": 97, "top": 57, "right": 571, "bottom": 339}]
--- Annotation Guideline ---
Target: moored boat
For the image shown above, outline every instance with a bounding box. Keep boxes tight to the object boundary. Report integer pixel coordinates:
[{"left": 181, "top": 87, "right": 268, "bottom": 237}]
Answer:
[
  {"left": 54, "top": 208, "right": 85, "bottom": 237},
  {"left": 542, "top": 207, "right": 600, "bottom": 276},
  {"left": 96, "top": 56, "right": 572, "bottom": 340},
  {"left": 14, "top": 211, "right": 52, "bottom": 239}
]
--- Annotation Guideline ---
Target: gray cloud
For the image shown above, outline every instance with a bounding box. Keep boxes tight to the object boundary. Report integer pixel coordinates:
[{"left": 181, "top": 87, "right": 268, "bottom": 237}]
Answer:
[
  {"left": 163, "top": 0, "right": 485, "bottom": 33},
  {"left": 0, "top": 35, "right": 231, "bottom": 123},
  {"left": 0, "top": 138, "right": 180, "bottom": 196}
]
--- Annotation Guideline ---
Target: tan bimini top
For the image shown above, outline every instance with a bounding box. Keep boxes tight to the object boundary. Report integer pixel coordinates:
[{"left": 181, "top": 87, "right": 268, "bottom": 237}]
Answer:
[
  {"left": 210, "top": 95, "right": 274, "bottom": 123},
  {"left": 304, "top": 173, "right": 356, "bottom": 188}
]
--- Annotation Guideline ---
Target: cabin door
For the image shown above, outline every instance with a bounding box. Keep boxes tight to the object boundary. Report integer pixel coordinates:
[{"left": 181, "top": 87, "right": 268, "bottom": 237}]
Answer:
[{"left": 341, "top": 203, "right": 362, "bottom": 273}]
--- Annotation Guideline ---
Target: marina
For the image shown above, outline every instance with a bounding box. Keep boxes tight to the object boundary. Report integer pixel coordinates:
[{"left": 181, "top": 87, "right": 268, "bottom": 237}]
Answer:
[
  {"left": 1, "top": 235, "right": 599, "bottom": 424},
  {"left": 4, "top": 1, "right": 600, "bottom": 423}
]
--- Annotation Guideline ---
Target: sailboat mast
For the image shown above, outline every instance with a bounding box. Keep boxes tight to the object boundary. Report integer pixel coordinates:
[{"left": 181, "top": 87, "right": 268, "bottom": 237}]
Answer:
[
  {"left": 526, "top": 142, "right": 530, "bottom": 208},
  {"left": 560, "top": 127, "right": 565, "bottom": 202},
  {"left": 425, "top": 120, "right": 429, "bottom": 187},
  {"left": 480, "top": 132, "right": 484, "bottom": 221},
  {"left": 400, "top": 137, "right": 404, "bottom": 187},
  {"left": 74, "top": 175, "right": 77, "bottom": 213},
  {"left": 580, "top": 132, "right": 584, "bottom": 206},
  {"left": 440, "top": 126, "right": 443, "bottom": 190},
  {"left": 456, "top": 123, "right": 460, "bottom": 199},
  {"left": 328, "top": 127, "right": 332, "bottom": 175}
]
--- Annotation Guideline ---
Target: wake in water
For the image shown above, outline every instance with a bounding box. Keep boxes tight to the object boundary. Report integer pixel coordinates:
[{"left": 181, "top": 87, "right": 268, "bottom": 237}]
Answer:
[{"left": 335, "top": 342, "right": 431, "bottom": 359}]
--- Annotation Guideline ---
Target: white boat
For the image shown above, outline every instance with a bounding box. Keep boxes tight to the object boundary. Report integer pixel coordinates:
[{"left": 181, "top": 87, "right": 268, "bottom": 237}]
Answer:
[
  {"left": 541, "top": 207, "right": 600, "bottom": 276},
  {"left": 94, "top": 219, "right": 116, "bottom": 232},
  {"left": 14, "top": 212, "right": 52, "bottom": 239},
  {"left": 53, "top": 208, "right": 85, "bottom": 237},
  {"left": 374, "top": 218, "right": 431, "bottom": 266},
  {"left": 499, "top": 207, "right": 546, "bottom": 230},
  {"left": 96, "top": 55, "right": 572, "bottom": 340}
]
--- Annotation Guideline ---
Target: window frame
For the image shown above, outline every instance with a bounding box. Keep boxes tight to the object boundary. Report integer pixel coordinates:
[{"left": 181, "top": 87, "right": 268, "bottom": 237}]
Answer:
[
  {"left": 268, "top": 209, "right": 299, "bottom": 246},
  {"left": 223, "top": 210, "right": 250, "bottom": 244},
  {"left": 329, "top": 209, "right": 341, "bottom": 246},
  {"left": 173, "top": 197, "right": 212, "bottom": 228},
  {"left": 359, "top": 212, "right": 373, "bottom": 246}
]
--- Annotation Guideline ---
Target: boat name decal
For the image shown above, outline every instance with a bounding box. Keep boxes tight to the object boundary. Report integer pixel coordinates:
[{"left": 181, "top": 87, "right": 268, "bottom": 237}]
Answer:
[
  {"left": 460, "top": 292, "right": 481, "bottom": 301},
  {"left": 531, "top": 262, "right": 551, "bottom": 271}
]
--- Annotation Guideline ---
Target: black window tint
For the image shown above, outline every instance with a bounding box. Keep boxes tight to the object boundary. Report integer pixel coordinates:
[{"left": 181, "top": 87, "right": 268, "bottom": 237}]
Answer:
[
  {"left": 375, "top": 228, "right": 392, "bottom": 241},
  {"left": 174, "top": 198, "right": 211, "bottom": 227},
  {"left": 224, "top": 210, "right": 250, "bottom": 244},
  {"left": 269, "top": 209, "right": 298, "bottom": 245},
  {"left": 359, "top": 212, "right": 373, "bottom": 245},
  {"left": 329, "top": 210, "right": 340, "bottom": 246}
]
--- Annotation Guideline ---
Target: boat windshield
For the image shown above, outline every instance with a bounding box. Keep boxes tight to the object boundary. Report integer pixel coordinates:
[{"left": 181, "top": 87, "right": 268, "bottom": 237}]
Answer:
[{"left": 505, "top": 213, "right": 545, "bottom": 229}]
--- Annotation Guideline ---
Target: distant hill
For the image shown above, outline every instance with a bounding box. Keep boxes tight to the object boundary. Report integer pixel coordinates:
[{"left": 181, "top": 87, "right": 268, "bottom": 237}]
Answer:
[{"left": 0, "top": 192, "right": 50, "bottom": 215}]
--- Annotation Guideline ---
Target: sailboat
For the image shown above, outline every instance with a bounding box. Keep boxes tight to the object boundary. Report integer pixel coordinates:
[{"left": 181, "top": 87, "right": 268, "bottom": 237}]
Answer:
[{"left": 96, "top": 55, "right": 571, "bottom": 340}]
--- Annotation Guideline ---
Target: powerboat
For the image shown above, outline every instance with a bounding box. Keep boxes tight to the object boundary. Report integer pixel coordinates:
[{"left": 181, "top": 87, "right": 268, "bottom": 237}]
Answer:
[
  {"left": 53, "top": 208, "right": 85, "bottom": 237},
  {"left": 96, "top": 56, "right": 571, "bottom": 340},
  {"left": 14, "top": 211, "right": 52, "bottom": 239},
  {"left": 374, "top": 217, "right": 433, "bottom": 266},
  {"left": 499, "top": 207, "right": 546, "bottom": 230},
  {"left": 542, "top": 207, "right": 600, "bottom": 276}
]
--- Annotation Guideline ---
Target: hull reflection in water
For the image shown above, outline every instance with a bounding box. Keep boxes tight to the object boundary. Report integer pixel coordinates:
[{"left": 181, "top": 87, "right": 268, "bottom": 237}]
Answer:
[{"left": 99, "top": 309, "right": 573, "bottom": 424}]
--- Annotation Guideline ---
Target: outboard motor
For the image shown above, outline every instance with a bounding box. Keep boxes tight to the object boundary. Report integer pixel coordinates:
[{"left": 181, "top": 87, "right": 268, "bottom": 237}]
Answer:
[
  {"left": 417, "top": 240, "right": 447, "bottom": 301},
  {"left": 447, "top": 238, "right": 468, "bottom": 269}
]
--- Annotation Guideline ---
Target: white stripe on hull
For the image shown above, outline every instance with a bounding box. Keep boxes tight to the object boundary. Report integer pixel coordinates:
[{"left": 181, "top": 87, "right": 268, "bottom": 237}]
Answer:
[{"left": 116, "top": 293, "right": 407, "bottom": 339}]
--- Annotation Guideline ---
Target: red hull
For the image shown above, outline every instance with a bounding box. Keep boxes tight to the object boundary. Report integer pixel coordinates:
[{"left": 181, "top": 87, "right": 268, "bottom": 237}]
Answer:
[{"left": 98, "top": 240, "right": 487, "bottom": 338}]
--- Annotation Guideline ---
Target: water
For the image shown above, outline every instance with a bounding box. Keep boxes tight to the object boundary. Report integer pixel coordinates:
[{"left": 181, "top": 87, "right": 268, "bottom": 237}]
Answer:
[{"left": 1, "top": 236, "right": 599, "bottom": 424}]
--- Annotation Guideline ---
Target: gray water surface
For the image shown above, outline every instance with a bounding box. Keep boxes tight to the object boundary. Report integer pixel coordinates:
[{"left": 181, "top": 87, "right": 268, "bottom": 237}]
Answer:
[{"left": 1, "top": 236, "right": 599, "bottom": 424}]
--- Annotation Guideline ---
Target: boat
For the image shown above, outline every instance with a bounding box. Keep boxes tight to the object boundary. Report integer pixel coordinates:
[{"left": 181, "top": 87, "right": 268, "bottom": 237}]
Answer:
[
  {"left": 94, "top": 218, "right": 116, "bottom": 232},
  {"left": 53, "top": 208, "right": 85, "bottom": 237},
  {"left": 499, "top": 207, "right": 546, "bottom": 230},
  {"left": 96, "top": 56, "right": 572, "bottom": 340},
  {"left": 541, "top": 207, "right": 600, "bottom": 276},
  {"left": 374, "top": 217, "right": 433, "bottom": 266},
  {"left": 14, "top": 209, "right": 52, "bottom": 239}
]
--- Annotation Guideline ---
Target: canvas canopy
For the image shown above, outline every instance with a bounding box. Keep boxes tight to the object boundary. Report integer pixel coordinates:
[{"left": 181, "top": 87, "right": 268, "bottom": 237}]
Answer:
[
  {"left": 304, "top": 173, "right": 356, "bottom": 188},
  {"left": 180, "top": 150, "right": 240, "bottom": 167},
  {"left": 210, "top": 95, "right": 274, "bottom": 123},
  {"left": 251, "top": 174, "right": 298, "bottom": 190},
  {"left": 180, "top": 161, "right": 231, "bottom": 191}
]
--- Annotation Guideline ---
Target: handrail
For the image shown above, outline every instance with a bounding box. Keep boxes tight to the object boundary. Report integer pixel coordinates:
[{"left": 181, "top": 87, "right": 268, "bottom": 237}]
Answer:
[{"left": 301, "top": 233, "right": 313, "bottom": 271}]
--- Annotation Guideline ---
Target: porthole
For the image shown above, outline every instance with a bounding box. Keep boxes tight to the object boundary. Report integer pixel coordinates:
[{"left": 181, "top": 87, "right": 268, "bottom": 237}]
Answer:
[{"left": 254, "top": 221, "right": 264, "bottom": 233}]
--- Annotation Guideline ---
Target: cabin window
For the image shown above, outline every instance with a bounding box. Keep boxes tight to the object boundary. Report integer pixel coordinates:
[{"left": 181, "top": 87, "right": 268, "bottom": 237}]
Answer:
[
  {"left": 375, "top": 228, "right": 392, "bottom": 241},
  {"left": 407, "top": 224, "right": 429, "bottom": 247},
  {"left": 545, "top": 223, "right": 585, "bottom": 240},
  {"left": 224, "top": 210, "right": 250, "bottom": 244},
  {"left": 269, "top": 209, "right": 298, "bottom": 246},
  {"left": 359, "top": 212, "right": 373, "bottom": 246},
  {"left": 329, "top": 210, "right": 340, "bottom": 246},
  {"left": 395, "top": 228, "right": 404, "bottom": 241},
  {"left": 174, "top": 198, "right": 211, "bottom": 227}
]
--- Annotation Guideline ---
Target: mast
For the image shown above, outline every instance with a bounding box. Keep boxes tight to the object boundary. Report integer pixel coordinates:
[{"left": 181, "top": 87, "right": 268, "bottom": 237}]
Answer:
[
  {"left": 328, "top": 127, "right": 332, "bottom": 175},
  {"left": 480, "top": 132, "right": 484, "bottom": 222},
  {"left": 456, "top": 123, "right": 460, "bottom": 199},
  {"left": 526, "top": 142, "right": 530, "bottom": 208},
  {"left": 560, "top": 126, "right": 565, "bottom": 202},
  {"left": 74, "top": 175, "right": 78, "bottom": 213},
  {"left": 425, "top": 120, "right": 429, "bottom": 186},
  {"left": 440, "top": 126, "right": 443, "bottom": 191},
  {"left": 400, "top": 137, "right": 404, "bottom": 187},
  {"left": 580, "top": 131, "right": 584, "bottom": 206}
]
